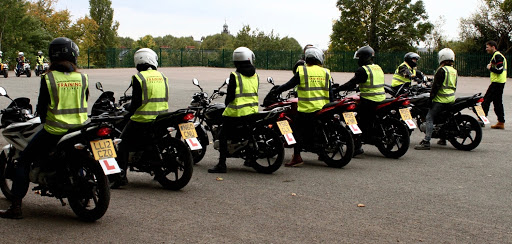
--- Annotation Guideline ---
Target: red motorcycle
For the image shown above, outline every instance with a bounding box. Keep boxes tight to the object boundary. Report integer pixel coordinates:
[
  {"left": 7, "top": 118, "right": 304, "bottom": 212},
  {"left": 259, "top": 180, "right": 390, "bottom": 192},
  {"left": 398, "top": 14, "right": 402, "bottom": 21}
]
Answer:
[{"left": 262, "top": 77, "right": 354, "bottom": 168}]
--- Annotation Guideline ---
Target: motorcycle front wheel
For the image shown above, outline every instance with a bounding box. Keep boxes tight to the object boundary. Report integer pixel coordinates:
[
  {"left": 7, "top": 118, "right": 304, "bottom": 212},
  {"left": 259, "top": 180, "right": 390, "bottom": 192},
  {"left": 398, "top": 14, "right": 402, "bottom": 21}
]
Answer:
[
  {"left": 317, "top": 120, "right": 354, "bottom": 168},
  {"left": 0, "top": 150, "right": 15, "bottom": 201},
  {"left": 250, "top": 127, "right": 284, "bottom": 174},
  {"left": 376, "top": 118, "right": 410, "bottom": 159},
  {"left": 68, "top": 154, "right": 110, "bottom": 222},
  {"left": 448, "top": 114, "right": 482, "bottom": 151},
  {"left": 26, "top": 69, "right": 31, "bottom": 77},
  {"left": 154, "top": 135, "right": 193, "bottom": 190}
]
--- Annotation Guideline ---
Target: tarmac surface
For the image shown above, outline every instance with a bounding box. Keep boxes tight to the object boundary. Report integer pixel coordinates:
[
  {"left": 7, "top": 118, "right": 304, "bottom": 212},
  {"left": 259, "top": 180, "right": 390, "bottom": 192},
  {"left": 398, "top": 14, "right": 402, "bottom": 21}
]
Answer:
[{"left": 0, "top": 67, "right": 510, "bottom": 243}]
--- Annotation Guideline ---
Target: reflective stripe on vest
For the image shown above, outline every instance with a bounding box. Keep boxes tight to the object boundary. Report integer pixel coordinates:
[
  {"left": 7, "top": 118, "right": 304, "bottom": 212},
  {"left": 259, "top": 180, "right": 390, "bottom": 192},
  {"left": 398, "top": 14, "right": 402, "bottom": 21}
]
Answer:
[
  {"left": 360, "top": 65, "right": 385, "bottom": 102},
  {"left": 433, "top": 66, "right": 457, "bottom": 104},
  {"left": 297, "top": 65, "right": 330, "bottom": 113},
  {"left": 44, "top": 71, "right": 88, "bottom": 135},
  {"left": 391, "top": 62, "right": 416, "bottom": 87},
  {"left": 223, "top": 72, "right": 259, "bottom": 117},
  {"left": 490, "top": 51, "right": 507, "bottom": 83},
  {"left": 131, "top": 70, "right": 169, "bottom": 123}
]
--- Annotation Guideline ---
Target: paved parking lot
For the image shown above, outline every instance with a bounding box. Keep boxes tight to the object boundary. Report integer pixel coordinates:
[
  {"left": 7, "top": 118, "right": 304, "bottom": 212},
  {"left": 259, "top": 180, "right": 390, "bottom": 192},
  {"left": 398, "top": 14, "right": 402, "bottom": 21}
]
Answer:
[{"left": 0, "top": 67, "right": 510, "bottom": 243}]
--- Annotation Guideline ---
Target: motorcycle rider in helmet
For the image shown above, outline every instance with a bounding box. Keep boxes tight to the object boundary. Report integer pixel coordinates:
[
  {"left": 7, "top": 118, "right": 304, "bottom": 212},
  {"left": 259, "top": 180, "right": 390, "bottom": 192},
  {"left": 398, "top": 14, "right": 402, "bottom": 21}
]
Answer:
[
  {"left": 0, "top": 51, "right": 3, "bottom": 71},
  {"left": 292, "top": 44, "right": 314, "bottom": 74},
  {"left": 208, "top": 47, "right": 260, "bottom": 173},
  {"left": 37, "top": 50, "right": 46, "bottom": 71},
  {"left": 336, "top": 45, "right": 386, "bottom": 156},
  {"left": 112, "top": 48, "right": 169, "bottom": 187},
  {"left": 16, "top": 52, "right": 26, "bottom": 72},
  {"left": 414, "top": 48, "right": 458, "bottom": 150},
  {"left": 0, "top": 37, "right": 89, "bottom": 219},
  {"left": 272, "top": 47, "right": 333, "bottom": 167},
  {"left": 391, "top": 52, "right": 425, "bottom": 94}
]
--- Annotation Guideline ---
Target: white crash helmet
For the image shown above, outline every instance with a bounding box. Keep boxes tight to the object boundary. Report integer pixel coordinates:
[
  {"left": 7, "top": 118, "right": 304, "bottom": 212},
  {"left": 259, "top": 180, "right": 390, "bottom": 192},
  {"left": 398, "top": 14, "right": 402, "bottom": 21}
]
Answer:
[
  {"left": 38, "top": 51, "right": 43, "bottom": 55},
  {"left": 0, "top": 51, "right": 2, "bottom": 57},
  {"left": 305, "top": 46, "right": 325, "bottom": 64},
  {"left": 233, "top": 47, "right": 255, "bottom": 64},
  {"left": 438, "top": 48, "right": 455, "bottom": 64},
  {"left": 18, "top": 52, "right": 24, "bottom": 57},
  {"left": 134, "top": 48, "right": 158, "bottom": 68}
]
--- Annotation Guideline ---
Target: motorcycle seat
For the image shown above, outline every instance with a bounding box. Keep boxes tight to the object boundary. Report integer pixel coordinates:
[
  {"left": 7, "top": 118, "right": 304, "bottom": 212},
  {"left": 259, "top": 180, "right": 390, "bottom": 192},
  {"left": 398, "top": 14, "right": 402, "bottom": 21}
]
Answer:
[{"left": 322, "top": 101, "right": 340, "bottom": 109}]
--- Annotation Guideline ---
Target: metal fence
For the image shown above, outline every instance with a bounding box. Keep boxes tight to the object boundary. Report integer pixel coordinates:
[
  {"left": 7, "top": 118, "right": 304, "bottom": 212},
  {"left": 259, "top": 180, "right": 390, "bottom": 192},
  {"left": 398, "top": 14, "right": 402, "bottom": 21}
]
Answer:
[{"left": 80, "top": 48, "right": 511, "bottom": 77}]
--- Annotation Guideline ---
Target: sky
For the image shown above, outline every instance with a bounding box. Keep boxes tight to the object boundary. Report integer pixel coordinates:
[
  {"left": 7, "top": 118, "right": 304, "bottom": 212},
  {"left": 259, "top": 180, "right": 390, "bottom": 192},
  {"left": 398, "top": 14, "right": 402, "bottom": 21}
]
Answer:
[{"left": 53, "top": 0, "right": 481, "bottom": 50}]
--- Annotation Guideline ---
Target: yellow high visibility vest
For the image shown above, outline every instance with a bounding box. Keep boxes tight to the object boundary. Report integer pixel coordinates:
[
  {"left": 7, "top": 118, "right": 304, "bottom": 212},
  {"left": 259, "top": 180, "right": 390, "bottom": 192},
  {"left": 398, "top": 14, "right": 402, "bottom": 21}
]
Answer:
[
  {"left": 297, "top": 65, "right": 331, "bottom": 113},
  {"left": 130, "top": 70, "right": 169, "bottom": 123},
  {"left": 391, "top": 62, "right": 416, "bottom": 87},
  {"left": 433, "top": 66, "right": 457, "bottom": 104},
  {"left": 360, "top": 65, "right": 385, "bottom": 102},
  {"left": 222, "top": 72, "right": 259, "bottom": 117},
  {"left": 490, "top": 51, "right": 507, "bottom": 83},
  {"left": 44, "top": 71, "right": 89, "bottom": 135}
]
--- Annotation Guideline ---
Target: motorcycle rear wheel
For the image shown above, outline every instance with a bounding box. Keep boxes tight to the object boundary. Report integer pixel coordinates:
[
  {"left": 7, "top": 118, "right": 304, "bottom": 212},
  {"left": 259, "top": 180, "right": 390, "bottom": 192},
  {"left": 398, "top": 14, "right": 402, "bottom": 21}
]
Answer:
[
  {"left": 68, "top": 155, "right": 110, "bottom": 222},
  {"left": 175, "top": 125, "right": 208, "bottom": 164},
  {"left": 0, "top": 151, "right": 15, "bottom": 201},
  {"left": 448, "top": 114, "right": 482, "bottom": 151},
  {"left": 317, "top": 120, "right": 354, "bottom": 168},
  {"left": 154, "top": 135, "right": 193, "bottom": 190},
  {"left": 376, "top": 118, "right": 410, "bottom": 159},
  {"left": 250, "top": 128, "right": 284, "bottom": 174}
]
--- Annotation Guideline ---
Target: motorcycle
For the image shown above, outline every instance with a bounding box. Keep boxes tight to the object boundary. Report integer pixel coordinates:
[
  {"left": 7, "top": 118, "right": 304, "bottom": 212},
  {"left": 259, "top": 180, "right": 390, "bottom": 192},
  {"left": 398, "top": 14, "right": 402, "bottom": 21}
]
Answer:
[
  {"left": 408, "top": 92, "right": 484, "bottom": 151},
  {"left": 0, "top": 87, "right": 121, "bottom": 221},
  {"left": 262, "top": 77, "right": 355, "bottom": 168},
  {"left": 35, "top": 62, "right": 49, "bottom": 76},
  {"left": 91, "top": 82, "right": 194, "bottom": 190},
  {"left": 0, "top": 61, "right": 8, "bottom": 78},
  {"left": 183, "top": 78, "right": 286, "bottom": 174},
  {"left": 15, "top": 60, "right": 31, "bottom": 77}
]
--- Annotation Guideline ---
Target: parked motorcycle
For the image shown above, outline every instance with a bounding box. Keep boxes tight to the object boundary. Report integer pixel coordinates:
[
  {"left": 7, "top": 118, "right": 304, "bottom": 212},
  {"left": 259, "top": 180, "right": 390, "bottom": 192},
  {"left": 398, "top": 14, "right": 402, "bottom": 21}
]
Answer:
[
  {"left": 0, "top": 61, "right": 8, "bottom": 78},
  {"left": 183, "top": 78, "right": 286, "bottom": 174},
  {"left": 0, "top": 87, "right": 121, "bottom": 221},
  {"left": 35, "top": 62, "right": 49, "bottom": 76},
  {"left": 262, "top": 77, "right": 354, "bottom": 168},
  {"left": 15, "top": 60, "right": 31, "bottom": 77},
  {"left": 92, "top": 82, "right": 194, "bottom": 190}
]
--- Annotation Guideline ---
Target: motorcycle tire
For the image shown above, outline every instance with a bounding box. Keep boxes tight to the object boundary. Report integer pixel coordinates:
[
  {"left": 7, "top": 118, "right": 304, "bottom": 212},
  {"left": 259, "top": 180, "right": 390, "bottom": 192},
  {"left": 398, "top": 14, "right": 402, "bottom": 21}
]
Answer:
[
  {"left": 68, "top": 154, "right": 110, "bottom": 222},
  {"left": 154, "top": 135, "right": 193, "bottom": 190},
  {"left": 317, "top": 120, "right": 354, "bottom": 168},
  {"left": 175, "top": 125, "right": 208, "bottom": 164},
  {"left": 376, "top": 118, "right": 410, "bottom": 159},
  {"left": 15, "top": 71, "right": 20, "bottom": 77},
  {"left": 26, "top": 69, "right": 31, "bottom": 77},
  {"left": 448, "top": 114, "right": 482, "bottom": 151},
  {"left": 35, "top": 69, "right": 39, "bottom": 76},
  {"left": 3, "top": 71, "right": 7, "bottom": 78},
  {"left": 250, "top": 127, "right": 284, "bottom": 174},
  {"left": 0, "top": 151, "right": 16, "bottom": 201}
]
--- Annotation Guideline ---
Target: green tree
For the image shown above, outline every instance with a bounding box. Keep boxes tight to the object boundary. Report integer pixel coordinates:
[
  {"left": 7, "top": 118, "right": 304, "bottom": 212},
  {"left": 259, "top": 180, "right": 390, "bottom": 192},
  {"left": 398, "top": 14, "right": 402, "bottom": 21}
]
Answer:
[
  {"left": 459, "top": 0, "right": 512, "bottom": 54},
  {"left": 201, "top": 33, "right": 235, "bottom": 50},
  {"left": 89, "top": 0, "right": 119, "bottom": 66},
  {"left": 330, "top": 0, "right": 433, "bottom": 52},
  {"left": 117, "top": 36, "right": 134, "bottom": 48},
  {"left": 232, "top": 25, "right": 301, "bottom": 51},
  {"left": 132, "top": 35, "right": 157, "bottom": 50}
]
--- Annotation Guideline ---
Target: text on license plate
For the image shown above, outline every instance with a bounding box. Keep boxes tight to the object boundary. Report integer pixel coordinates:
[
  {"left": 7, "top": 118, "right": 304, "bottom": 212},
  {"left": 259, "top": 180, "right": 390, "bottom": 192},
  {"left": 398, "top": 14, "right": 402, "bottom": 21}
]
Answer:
[
  {"left": 90, "top": 139, "right": 117, "bottom": 160},
  {"left": 179, "top": 122, "right": 198, "bottom": 139}
]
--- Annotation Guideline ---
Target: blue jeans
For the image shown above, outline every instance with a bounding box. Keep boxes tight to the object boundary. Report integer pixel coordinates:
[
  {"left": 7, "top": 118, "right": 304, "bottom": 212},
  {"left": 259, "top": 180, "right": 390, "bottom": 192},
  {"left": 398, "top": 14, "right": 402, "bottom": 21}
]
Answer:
[{"left": 423, "top": 102, "right": 448, "bottom": 142}]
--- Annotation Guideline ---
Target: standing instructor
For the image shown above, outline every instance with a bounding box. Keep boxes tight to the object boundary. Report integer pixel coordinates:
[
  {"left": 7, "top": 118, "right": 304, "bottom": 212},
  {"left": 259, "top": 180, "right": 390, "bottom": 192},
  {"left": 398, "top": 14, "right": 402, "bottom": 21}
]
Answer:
[{"left": 482, "top": 40, "right": 507, "bottom": 129}]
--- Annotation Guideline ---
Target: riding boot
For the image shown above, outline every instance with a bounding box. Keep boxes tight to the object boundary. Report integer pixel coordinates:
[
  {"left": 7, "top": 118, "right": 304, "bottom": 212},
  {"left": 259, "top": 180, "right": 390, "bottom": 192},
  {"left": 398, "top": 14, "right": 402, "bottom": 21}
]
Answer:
[
  {"left": 285, "top": 154, "right": 303, "bottom": 167},
  {"left": 0, "top": 198, "right": 23, "bottom": 219},
  {"left": 208, "top": 160, "right": 227, "bottom": 173},
  {"left": 491, "top": 122, "right": 505, "bottom": 129}
]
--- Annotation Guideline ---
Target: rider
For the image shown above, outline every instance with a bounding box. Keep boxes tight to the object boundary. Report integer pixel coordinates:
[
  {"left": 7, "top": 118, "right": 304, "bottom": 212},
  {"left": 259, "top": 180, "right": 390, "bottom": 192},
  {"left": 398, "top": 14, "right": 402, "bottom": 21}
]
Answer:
[
  {"left": 0, "top": 51, "right": 3, "bottom": 71},
  {"left": 391, "top": 52, "right": 425, "bottom": 93},
  {"left": 37, "top": 50, "right": 45, "bottom": 69},
  {"left": 114, "top": 48, "right": 169, "bottom": 187},
  {"left": 292, "top": 44, "right": 314, "bottom": 74},
  {"left": 208, "top": 47, "right": 260, "bottom": 173},
  {"left": 414, "top": 48, "right": 458, "bottom": 150},
  {"left": 0, "top": 37, "right": 89, "bottom": 219},
  {"left": 272, "top": 47, "right": 333, "bottom": 167},
  {"left": 16, "top": 52, "right": 26, "bottom": 72},
  {"left": 336, "top": 45, "right": 386, "bottom": 156}
]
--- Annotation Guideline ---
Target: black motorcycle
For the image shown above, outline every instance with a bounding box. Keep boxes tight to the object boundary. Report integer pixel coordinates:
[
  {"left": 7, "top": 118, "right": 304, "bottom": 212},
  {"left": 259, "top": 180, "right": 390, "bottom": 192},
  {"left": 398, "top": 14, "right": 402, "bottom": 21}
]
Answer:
[
  {"left": 91, "top": 82, "right": 194, "bottom": 190},
  {"left": 182, "top": 78, "right": 285, "bottom": 174},
  {"left": 0, "top": 87, "right": 120, "bottom": 221}
]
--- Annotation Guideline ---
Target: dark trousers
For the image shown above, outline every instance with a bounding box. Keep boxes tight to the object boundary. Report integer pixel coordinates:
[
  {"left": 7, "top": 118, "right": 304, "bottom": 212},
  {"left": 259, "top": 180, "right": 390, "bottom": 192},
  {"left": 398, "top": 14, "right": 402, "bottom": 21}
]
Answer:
[
  {"left": 218, "top": 115, "right": 253, "bottom": 163},
  {"left": 354, "top": 98, "right": 379, "bottom": 149},
  {"left": 293, "top": 111, "right": 316, "bottom": 155},
  {"left": 482, "top": 82, "right": 505, "bottom": 123},
  {"left": 424, "top": 102, "right": 448, "bottom": 142},
  {"left": 118, "top": 120, "right": 153, "bottom": 175},
  {"left": 11, "top": 129, "right": 62, "bottom": 199}
]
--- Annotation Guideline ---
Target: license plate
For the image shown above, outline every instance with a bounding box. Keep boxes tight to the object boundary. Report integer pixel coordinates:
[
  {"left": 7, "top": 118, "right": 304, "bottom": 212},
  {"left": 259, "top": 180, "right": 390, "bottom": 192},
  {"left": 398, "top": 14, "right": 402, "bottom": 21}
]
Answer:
[
  {"left": 474, "top": 105, "right": 485, "bottom": 117},
  {"left": 179, "top": 122, "right": 198, "bottom": 139},
  {"left": 343, "top": 112, "right": 357, "bottom": 125},
  {"left": 276, "top": 120, "right": 293, "bottom": 135},
  {"left": 90, "top": 139, "right": 117, "bottom": 160},
  {"left": 399, "top": 108, "right": 413, "bottom": 121}
]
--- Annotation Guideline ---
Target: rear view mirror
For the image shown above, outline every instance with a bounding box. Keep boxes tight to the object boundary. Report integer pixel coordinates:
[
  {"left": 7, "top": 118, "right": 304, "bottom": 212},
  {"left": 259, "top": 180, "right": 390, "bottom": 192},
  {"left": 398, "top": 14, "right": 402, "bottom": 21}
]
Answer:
[
  {"left": 267, "top": 77, "right": 275, "bottom": 85},
  {"left": 95, "top": 82, "right": 104, "bottom": 92},
  {"left": 0, "top": 87, "right": 6, "bottom": 96},
  {"left": 224, "top": 78, "right": 229, "bottom": 85},
  {"left": 192, "top": 78, "right": 199, "bottom": 86}
]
